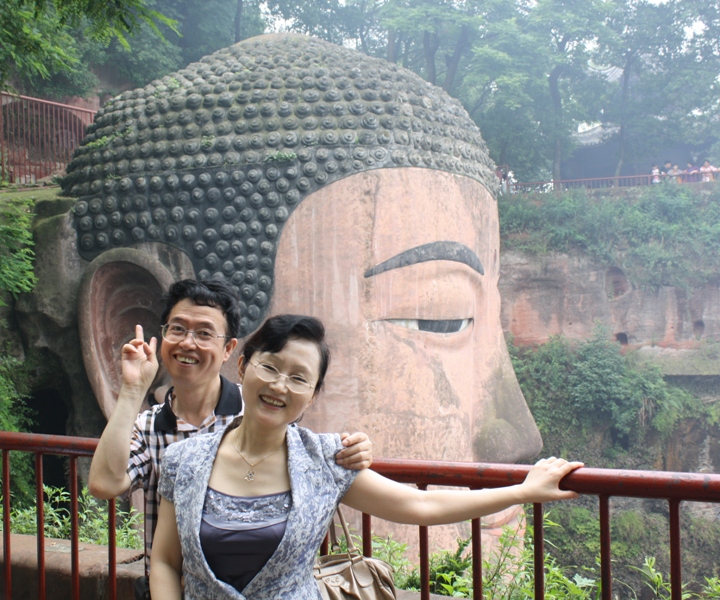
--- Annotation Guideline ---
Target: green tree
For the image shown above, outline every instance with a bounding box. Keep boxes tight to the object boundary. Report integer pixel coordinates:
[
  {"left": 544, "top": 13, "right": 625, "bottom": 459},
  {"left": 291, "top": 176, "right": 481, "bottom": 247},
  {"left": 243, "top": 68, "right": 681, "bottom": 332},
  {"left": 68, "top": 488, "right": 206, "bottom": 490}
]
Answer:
[
  {"left": 264, "top": 0, "right": 387, "bottom": 56},
  {"left": 1, "top": 0, "right": 176, "bottom": 91},
  {"left": 13, "top": 0, "right": 267, "bottom": 99},
  {"left": 599, "top": 0, "right": 720, "bottom": 176},
  {"left": 0, "top": 196, "right": 38, "bottom": 503},
  {"left": 15, "top": 27, "right": 105, "bottom": 99},
  {"left": 521, "top": 0, "right": 611, "bottom": 182}
]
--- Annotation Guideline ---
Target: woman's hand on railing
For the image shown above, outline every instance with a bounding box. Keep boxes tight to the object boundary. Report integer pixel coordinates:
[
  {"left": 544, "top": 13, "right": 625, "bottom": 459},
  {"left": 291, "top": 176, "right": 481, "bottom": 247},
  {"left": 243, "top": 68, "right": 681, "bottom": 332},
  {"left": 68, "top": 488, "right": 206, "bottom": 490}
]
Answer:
[{"left": 520, "top": 456, "right": 584, "bottom": 503}]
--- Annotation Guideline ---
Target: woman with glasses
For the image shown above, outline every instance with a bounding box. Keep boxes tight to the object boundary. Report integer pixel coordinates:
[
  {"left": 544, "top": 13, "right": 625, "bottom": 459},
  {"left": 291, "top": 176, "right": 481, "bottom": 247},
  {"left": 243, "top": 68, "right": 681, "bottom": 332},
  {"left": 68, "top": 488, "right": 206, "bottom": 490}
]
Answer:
[{"left": 150, "top": 314, "right": 583, "bottom": 600}]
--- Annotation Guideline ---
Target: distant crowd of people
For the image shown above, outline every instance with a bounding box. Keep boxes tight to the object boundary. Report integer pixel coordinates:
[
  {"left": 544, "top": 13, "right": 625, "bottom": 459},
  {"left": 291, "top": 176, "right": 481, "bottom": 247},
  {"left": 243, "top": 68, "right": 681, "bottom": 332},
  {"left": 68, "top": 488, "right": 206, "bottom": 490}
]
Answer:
[{"left": 651, "top": 160, "right": 717, "bottom": 184}]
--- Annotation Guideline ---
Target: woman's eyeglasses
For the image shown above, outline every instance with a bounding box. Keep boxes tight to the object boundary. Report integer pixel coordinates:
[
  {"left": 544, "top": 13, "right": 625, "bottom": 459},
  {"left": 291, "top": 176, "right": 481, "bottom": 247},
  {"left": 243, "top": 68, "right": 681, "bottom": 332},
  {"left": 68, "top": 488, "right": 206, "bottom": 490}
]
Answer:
[{"left": 249, "top": 360, "right": 315, "bottom": 394}]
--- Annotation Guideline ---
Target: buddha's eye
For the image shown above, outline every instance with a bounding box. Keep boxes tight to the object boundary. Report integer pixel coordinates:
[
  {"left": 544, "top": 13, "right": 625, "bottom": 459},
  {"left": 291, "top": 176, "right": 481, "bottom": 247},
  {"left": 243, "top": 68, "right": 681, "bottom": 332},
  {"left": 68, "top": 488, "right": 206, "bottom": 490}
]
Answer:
[{"left": 385, "top": 319, "right": 472, "bottom": 334}]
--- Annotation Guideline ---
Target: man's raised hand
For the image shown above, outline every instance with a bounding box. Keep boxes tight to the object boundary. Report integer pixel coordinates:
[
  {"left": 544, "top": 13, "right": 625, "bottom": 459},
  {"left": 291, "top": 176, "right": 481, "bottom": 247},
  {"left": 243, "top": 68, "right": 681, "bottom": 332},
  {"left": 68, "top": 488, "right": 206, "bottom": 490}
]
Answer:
[{"left": 121, "top": 324, "right": 159, "bottom": 391}]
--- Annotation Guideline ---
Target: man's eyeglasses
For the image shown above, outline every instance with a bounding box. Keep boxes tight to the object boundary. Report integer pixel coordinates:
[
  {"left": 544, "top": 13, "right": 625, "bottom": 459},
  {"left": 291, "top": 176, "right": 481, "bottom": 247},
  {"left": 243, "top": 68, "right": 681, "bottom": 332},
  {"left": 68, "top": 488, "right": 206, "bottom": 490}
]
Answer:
[
  {"left": 161, "top": 323, "right": 231, "bottom": 348},
  {"left": 249, "top": 360, "right": 315, "bottom": 394}
]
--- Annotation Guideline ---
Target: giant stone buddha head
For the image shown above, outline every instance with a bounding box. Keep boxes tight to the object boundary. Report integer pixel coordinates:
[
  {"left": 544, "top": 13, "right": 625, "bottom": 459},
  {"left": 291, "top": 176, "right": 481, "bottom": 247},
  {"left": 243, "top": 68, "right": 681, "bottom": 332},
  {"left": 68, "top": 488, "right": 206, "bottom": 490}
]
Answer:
[{"left": 62, "top": 33, "right": 541, "bottom": 464}]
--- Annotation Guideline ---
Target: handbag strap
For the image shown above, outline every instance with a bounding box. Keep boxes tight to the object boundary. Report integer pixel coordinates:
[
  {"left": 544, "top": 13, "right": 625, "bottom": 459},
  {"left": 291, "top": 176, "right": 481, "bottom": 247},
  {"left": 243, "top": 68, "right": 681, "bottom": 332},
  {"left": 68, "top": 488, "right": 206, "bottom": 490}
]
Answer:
[
  {"left": 328, "top": 510, "right": 340, "bottom": 552},
  {"left": 334, "top": 505, "right": 358, "bottom": 554}
]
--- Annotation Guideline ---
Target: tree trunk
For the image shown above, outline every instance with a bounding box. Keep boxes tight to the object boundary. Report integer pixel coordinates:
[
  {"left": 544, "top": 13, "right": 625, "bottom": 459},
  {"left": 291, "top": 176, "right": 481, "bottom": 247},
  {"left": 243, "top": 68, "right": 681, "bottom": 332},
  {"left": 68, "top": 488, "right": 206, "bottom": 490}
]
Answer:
[
  {"left": 614, "top": 55, "right": 633, "bottom": 179},
  {"left": 443, "top": 25, "right": 470, "bottom": 93},
  {"left": 234, "top": 0, "right": 244, "bottom": 43},
  {"left": 423, "top": 31, "right": 439, "bottom": 85},
  {"left": 387, "top": 28, "right": 399, "bottom": 62},
  {"left": 548, "top": 64, "right": 564, "bottom": 185}
]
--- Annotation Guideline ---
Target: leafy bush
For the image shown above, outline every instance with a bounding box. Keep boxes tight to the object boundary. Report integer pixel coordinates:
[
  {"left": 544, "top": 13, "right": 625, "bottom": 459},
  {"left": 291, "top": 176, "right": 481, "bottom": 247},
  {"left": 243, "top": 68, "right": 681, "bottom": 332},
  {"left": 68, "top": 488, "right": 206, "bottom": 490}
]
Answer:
[
  {"left": 0, "top": 197, "right": 36, "bottom": 298},
  {"left": 0, "top": 195, "right": 37, "bottom": 502},
  {"left": 1, "top": 485, "right": 142, "bottom": 549},
  {"left": 499, "top": 185, "right": 720, "bottom": 289},
  {"left": 508, "top": 327, "right": 699, "bottom": 457}
]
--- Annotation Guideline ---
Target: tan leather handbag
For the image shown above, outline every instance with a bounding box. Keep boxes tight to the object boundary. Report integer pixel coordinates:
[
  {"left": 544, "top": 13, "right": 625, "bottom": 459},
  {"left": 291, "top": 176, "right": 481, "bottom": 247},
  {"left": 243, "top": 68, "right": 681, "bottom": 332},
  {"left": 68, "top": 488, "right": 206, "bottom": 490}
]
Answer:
[{"left": 314, "top": 506, "right": 397, "bottom": 600}]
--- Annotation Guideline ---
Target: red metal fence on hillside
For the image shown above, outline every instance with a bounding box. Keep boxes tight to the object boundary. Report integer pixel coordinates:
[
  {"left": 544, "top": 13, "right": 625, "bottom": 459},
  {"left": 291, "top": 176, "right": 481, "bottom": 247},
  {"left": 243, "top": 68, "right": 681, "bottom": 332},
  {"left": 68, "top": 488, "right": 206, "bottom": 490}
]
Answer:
[
  {"left": 2, "top": 93, "right": 715, "bottom": 195},
  {"left": 508, "top": 172, "right": 714, "bottom": 193},
  {"left": 0, "top": 92, "right": 96, "bottom": 185},
  {"left": 2, "top": 430, "right": 720, "bottom": 600}
]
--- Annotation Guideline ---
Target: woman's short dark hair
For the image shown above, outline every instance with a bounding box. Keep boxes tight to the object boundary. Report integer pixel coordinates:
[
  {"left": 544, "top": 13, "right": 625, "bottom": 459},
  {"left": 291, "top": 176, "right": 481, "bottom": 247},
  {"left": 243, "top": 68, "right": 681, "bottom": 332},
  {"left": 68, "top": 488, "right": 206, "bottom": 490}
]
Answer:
[
  {"left": 241, "top": 314, "right": 330, "bottom": 393},
  {"left": 160, "top": 279, "right": 242, "bottom": 338}
]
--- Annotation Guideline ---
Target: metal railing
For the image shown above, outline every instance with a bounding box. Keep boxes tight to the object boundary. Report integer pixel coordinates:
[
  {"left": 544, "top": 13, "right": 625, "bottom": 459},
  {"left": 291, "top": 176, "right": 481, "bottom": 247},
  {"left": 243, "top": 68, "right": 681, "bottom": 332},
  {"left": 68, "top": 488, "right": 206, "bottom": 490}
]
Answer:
[
  {"left": 2, "top": 431, "right": 720, "bottom": 600},
  {"left": 0, "top": 93, "right": 96, "bottom": 185},
  {"left": 1, "top": 431, "right": 115, "bottom": 600},
  {"left": 508, "top": 172, "right": 716, "bottom": 193}
]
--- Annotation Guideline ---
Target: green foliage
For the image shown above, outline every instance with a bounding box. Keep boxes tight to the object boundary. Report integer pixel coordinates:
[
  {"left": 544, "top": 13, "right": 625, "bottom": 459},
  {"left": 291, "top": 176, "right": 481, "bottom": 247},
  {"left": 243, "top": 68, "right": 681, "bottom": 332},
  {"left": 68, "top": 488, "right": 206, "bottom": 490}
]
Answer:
[
  {"left": 0, "top": 197, "right": 37, "bottom": 298},
  {"left": 1, "top": 0, "right": 177, "bottom": 91},
  {"left": 15, "top": 25, "right": 104, "bottom": 99},
  {"left": 264, "top": 151, "right": 297, "bottom": 163},
  {"left": 369, "top": 534, "right": 414, "bottom": 590},
  {"left": 373, "top": 524, "right": 598, "bottom": 599},
  {"left": 1, "top": 485, "right": 143, "bottom": 549},
  {"left": 0, "top": 1, "right": 79, "bottom": 91},
  {"left": 500, "top": 186, "right": 720, "bottom": 290},
  {"left": 0, "top": 195, "right": 38, "bottom": 502},
  {"left": 509, "top": 326, "right": 699, "bottom": 459},
  {"left": 630, "top": 556, "right": 694, "bottom": 599},
  {"left": 0, "top": 356, "right": 35, "bottom": 503},
  {"left": 104, "top": 25, "right": 183, "bottom": 88},
  {"left": 403, "top": 537, "right": 473, "bottom": 596}
]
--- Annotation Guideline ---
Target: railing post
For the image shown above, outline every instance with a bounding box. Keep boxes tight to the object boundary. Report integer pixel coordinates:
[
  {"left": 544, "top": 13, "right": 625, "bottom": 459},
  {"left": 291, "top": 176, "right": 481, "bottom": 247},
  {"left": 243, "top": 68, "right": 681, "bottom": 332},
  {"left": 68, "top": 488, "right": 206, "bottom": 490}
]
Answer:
[
  {"left": 3, "top": 450, "right": 11, "bottom": 600},
  {"left": 69, "top": 457, "right": 80, "bottom": 600},
  {"left": 362, "top": 513, "right": 372, "bottom": 557},
  {"left": 471, "top": 517, "right": 481, "bottom": 599},
  {"left": 599, "top": 495, "right": 612, "bottom": 600},
  {"left": 418, "top": 484, "right": 429, "bottom": 600},
  {"left": 533, "top": 503, "right": 544, "bottom": 600},
  {"left": 35, "top": 453, "right": 45, "bottom": 600},
  {"left": 669, "top": 499, "right": 681, "bottom": 600},
  {"left": 108, "top": 499, "right": 117, "bottom": 600}
]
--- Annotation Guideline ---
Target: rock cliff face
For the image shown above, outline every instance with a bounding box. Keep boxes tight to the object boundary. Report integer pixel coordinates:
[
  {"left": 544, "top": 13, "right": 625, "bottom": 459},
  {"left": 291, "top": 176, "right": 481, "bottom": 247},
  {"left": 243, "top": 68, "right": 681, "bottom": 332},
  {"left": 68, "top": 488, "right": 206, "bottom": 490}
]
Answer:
[
  {"left": 498, "top": 249, "right": 720, "bottom": 479},
  {"left": 499, "top": 250, "right": 720, "bottom": 350}
]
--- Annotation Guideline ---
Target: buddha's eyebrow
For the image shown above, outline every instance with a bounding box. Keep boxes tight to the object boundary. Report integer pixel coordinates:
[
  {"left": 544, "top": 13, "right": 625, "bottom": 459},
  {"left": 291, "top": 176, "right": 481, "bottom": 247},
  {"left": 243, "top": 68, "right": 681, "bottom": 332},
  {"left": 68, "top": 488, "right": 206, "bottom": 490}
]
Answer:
[{"left": 364, "top": 241, "right": 484, "bottom": 278}]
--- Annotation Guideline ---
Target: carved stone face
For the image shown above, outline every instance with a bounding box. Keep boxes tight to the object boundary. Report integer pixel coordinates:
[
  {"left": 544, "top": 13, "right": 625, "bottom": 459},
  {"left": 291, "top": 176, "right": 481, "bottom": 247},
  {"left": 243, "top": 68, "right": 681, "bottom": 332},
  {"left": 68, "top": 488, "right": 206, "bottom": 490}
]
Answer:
[
  {"left": 269, "top": 167, "right": 541, "bottom": 462},
  {"left": 37, "top": 33, "right": 542, "bottom": 465}
]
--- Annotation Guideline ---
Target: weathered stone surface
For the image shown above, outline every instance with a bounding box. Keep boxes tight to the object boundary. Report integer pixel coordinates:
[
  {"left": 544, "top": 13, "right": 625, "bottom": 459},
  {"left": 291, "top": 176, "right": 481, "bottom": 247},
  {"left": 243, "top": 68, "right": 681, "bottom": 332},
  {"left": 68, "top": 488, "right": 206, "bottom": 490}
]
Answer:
[
  {"left": 0, "top": 533, "right": 143, "bottom": 600},
  {"left": 500, "top": 250, "right": 720, "bottom": 360},
  {"left": 14, "top": 208, "right": 105, "bottom": 438},
  {"left": 498, "top": 249, "right": 720, "bottom": 493},
  {"left": 63, "top": 34, "right": 497, "bottom": 337}
]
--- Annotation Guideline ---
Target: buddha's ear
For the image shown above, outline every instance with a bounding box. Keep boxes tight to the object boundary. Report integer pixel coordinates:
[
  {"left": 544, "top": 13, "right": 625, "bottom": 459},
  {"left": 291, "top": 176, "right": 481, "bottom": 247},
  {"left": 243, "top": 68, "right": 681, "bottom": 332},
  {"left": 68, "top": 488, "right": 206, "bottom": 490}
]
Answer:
[{"left": 78, "top": 246, "right": 193, "bottom": 419}]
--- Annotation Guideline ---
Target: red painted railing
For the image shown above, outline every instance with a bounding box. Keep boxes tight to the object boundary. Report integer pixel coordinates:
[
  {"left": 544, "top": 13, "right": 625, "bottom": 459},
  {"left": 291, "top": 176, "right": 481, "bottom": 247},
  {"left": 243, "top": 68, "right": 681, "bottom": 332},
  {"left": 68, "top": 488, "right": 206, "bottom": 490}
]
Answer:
[
  {"left": 0, "top": 431, "right": 115, "bottom": 600},
  {"left": 2, "top": 431, "right": 720, "bottom": 600},
  {"left": 508, "top": 172, "right": 715, "bottom": 193},
  {"left": 0, "top": 93, "right": 96, "bottom": 185}
]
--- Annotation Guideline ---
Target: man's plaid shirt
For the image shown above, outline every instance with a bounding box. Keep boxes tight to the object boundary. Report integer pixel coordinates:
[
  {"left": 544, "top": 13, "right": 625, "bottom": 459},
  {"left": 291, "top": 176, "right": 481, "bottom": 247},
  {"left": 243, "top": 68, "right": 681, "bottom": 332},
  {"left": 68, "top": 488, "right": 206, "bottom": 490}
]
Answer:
[{"left": 126, "top": 375, "right": 242, "bottom": 571}]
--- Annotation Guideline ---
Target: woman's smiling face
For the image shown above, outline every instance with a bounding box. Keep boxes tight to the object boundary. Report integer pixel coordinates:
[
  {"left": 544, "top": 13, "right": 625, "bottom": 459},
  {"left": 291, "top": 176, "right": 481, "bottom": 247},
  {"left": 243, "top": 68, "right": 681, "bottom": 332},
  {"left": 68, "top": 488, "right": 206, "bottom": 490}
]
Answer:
[
  {"left": 239, "top": 338, "right": 322, "bottom": 428},
  {"left": 267, "top": 167, "right": 542, "bottom": 463}
]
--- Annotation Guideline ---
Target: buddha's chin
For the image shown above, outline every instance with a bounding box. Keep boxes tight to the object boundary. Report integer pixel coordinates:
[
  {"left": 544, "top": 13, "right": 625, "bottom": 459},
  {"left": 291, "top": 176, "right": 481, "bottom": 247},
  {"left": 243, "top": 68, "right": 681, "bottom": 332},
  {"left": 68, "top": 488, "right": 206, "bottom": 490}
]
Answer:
[{"left": 480, "top": 504, "right": 527, "bottom": 556}]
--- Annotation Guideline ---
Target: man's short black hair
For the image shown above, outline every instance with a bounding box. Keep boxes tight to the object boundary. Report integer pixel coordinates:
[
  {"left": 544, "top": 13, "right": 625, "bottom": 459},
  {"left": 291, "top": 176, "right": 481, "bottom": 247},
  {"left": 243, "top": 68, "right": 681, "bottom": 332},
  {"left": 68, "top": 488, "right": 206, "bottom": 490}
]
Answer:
[
  {"left": 241, "top": 314, "right": 330, "bottom": 394},
  {"left": 161, "top": 279, "right": 242, "bottom": 338}
]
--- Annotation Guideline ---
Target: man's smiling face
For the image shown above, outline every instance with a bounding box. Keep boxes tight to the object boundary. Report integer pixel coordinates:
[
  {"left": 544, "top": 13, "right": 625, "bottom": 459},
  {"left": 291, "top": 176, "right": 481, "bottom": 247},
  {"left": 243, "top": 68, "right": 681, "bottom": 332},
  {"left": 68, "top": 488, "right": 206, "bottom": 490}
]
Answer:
[
  {"left": 268, "top": 167, "right": 541, "bottom": 463},
  {"left": 160, "top": 298, "right": 236, "bottom": 389}
]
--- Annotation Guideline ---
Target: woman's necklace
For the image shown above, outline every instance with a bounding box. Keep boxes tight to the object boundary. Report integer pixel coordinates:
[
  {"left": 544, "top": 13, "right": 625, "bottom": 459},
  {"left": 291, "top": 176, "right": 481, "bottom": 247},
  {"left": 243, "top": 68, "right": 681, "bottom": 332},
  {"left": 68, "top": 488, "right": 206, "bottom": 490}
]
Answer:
[{"left": 232, "top": 428, "right": 285, "bottom": 483}]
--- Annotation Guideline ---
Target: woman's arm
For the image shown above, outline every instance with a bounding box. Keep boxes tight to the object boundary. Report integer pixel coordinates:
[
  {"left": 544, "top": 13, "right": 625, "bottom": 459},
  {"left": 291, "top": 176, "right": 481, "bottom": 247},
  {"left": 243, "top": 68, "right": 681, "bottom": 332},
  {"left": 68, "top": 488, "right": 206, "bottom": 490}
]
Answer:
[
  {"left": 150, "top": 498, "right": 184, "bottom": 599},
  {"left": 341, "top": 457, "right": 582, "bottom": 526}
]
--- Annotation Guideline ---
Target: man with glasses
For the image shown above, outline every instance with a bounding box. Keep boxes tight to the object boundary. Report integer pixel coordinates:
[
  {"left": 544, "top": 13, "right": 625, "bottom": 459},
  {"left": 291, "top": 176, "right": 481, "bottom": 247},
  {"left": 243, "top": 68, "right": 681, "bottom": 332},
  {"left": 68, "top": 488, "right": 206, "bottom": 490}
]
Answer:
[{"left": 88, "top": 279, "right": 372, "bottom": 599}]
